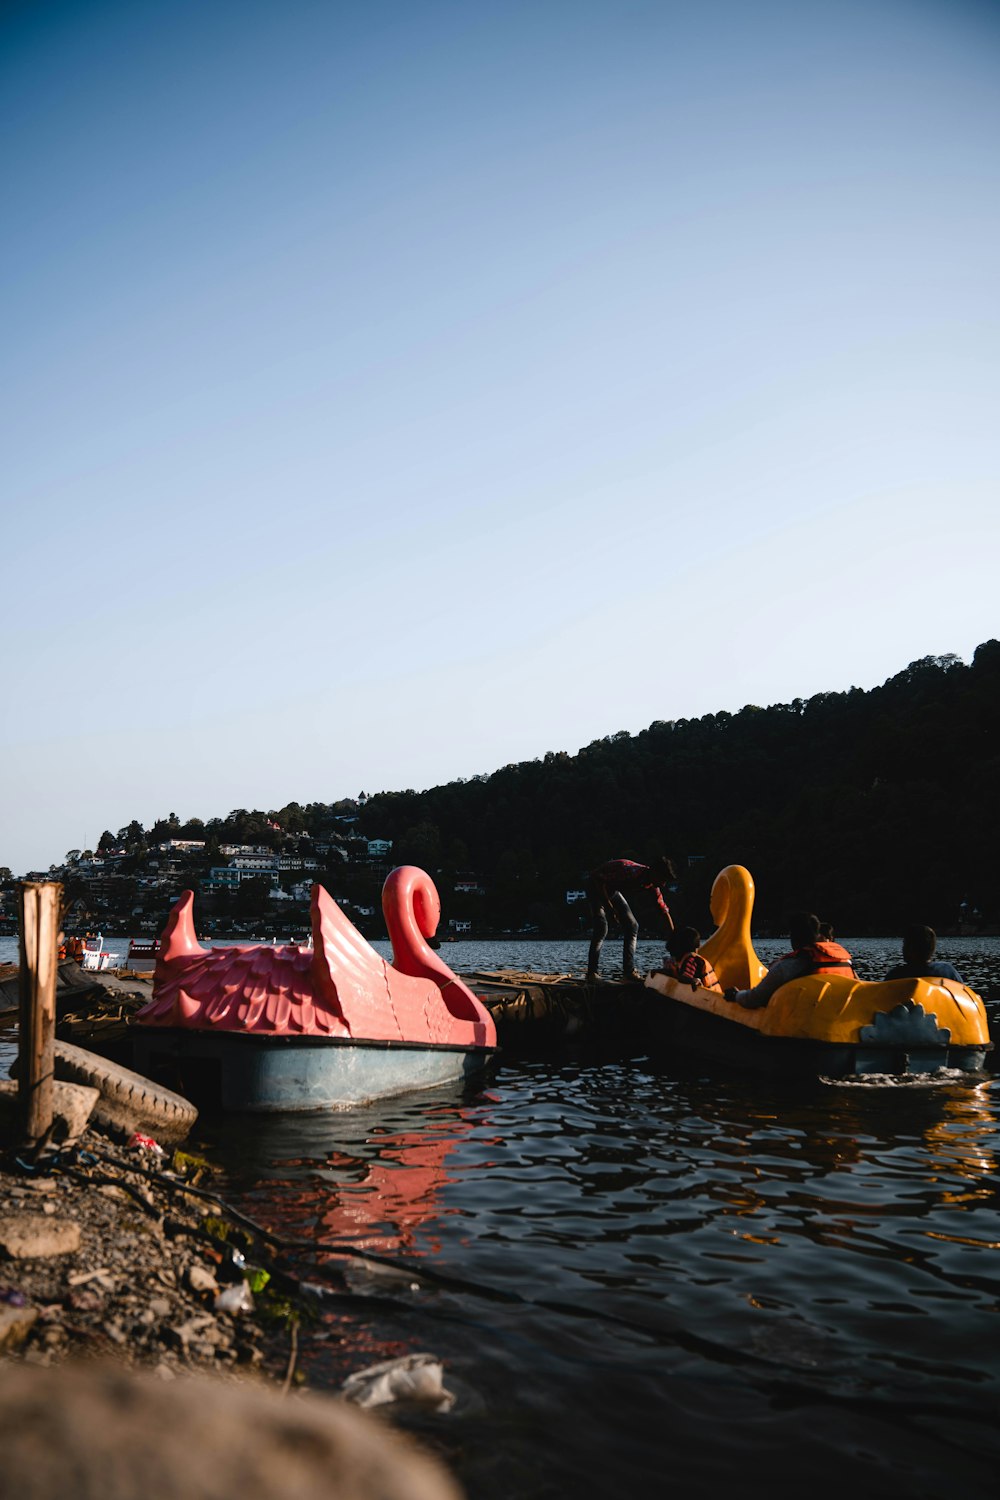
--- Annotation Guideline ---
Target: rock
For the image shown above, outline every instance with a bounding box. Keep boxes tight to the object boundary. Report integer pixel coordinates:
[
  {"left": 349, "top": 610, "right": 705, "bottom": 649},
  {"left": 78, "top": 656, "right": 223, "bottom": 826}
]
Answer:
[
  {"left": 51, "top": 1081, "right": 101, "bottom": 1142},
  {"left": 148, "top": 1297, "right": 172, "bottom": 1318},
  {"left": 0, "top": 1079, "right": 99, "bottom": 1144},
  {"left": 67, "top": 1267, "right": 110, "bottom": 1287},
  {"left": 186, "top": 1263, "right": 218, "bottom": 1296},
  {"left": 0, "top": 1213, "right": 81, "bottom": 1260},
  {"left": 167, "top": 1314, "right": 217, "bottom": 1348},
  {"left": 68, "top": 1288, "right": 104, "bottom": 1313},
  {"left": 0, "top": 1363, "right": 463, "bottom": 1500},
  {"left": 0, "top": 1304, "right": 38, "bottom": 1352}
]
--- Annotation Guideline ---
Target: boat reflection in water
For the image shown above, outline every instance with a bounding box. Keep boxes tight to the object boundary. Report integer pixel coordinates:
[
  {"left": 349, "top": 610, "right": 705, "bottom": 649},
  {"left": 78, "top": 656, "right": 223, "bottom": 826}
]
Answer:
[
  {"left": 691, "top": 1072, "right": 1000, "bottom": 1282},
  {"left": 210, "top": 1083, "right": 497, "bottom": 1385}
]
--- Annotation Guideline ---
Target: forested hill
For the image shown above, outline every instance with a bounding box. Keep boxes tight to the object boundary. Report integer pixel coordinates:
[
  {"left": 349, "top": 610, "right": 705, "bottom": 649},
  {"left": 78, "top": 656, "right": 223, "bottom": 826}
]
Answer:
[
  {"left": 87, "top": 643, "right": 1000, "bottom": 936},
  {"left": 353, "top": 643, "right": 1000, "bottom": 933}
]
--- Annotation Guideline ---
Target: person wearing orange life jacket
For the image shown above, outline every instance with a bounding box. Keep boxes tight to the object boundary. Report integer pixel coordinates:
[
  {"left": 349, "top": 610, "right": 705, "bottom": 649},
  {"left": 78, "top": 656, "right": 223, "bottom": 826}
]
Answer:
[
  {"left": 724, "top": 911, "right": 855, "bottom": 1009},
  {"left": 657, "top": 925, "right": 722, "bottom": 992}
]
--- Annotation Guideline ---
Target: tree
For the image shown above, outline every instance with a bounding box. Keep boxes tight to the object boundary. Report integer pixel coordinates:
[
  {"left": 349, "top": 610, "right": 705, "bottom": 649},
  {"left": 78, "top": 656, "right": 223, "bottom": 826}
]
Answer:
[
  {"left": 397, "top": 821, "right": 442, "bottom": 869},
  {"left": 235, "top": 878, "right": 270, "bottom": 920}
]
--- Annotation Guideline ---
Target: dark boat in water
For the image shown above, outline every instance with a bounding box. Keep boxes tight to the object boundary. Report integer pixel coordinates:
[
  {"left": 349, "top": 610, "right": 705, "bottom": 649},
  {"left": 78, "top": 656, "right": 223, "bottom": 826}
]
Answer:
[{"left": 644, "top": 865, "right": 992, "bottom": 1076}]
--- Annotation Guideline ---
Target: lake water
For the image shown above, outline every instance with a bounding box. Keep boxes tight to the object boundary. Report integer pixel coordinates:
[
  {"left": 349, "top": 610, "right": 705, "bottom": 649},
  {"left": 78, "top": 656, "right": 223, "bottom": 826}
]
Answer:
[{"left": 4, "top": 935, "right": 1000, "bottom": 1496}]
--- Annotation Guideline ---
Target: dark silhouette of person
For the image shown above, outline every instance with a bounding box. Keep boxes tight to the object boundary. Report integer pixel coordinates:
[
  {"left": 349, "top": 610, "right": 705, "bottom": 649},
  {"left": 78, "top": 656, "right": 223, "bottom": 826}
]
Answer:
[
  {"left": 586, "top": 856, "right": 676, "bottom": 983},
  {"left": 725, "top": 911, "right": 855, "bottom": 1009},
  {"left": 885, "top": 924, "right": 964, "bottom": 982}
]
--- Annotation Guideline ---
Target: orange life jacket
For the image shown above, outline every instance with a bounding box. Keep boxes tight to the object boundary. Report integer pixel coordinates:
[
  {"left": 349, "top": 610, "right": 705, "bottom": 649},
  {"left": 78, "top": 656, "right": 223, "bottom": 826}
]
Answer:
[
  {"left": 669, "top": 951, "right": 721, "bottom": 992},
  {"left": 780, "top": 940, "right": 855, "bottom": 978}
]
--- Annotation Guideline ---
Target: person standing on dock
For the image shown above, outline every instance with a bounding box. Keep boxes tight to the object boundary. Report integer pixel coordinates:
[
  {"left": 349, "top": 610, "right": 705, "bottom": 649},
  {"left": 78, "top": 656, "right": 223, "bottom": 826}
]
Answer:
[{"left": 585, "top": 857, "right": 676, "bottom": 984}]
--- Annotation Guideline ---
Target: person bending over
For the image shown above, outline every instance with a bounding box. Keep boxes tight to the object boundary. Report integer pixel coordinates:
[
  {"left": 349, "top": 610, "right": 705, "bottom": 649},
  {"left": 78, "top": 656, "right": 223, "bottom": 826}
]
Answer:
[
  {"left": 586, "top": 856, "right": 676, "bottom": 984},
  {"left": 658, "top": 926, "right": 721, "bottom": 992},
  {"left": 724, "top": 912, "right": 855, "bottom": 1009},
  {"left": 885, "top": 925, "right": 964, "bottom": 983}
]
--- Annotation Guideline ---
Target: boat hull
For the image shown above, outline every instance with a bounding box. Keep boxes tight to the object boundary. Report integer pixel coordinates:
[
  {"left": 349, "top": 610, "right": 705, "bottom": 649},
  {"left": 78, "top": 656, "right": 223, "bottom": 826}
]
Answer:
[
  {"left": 643, "top": 985, "right": 991, "bottom": 1077},
  {"left": 131, "top": 1028, "right": 496, "bottom": 1111}
]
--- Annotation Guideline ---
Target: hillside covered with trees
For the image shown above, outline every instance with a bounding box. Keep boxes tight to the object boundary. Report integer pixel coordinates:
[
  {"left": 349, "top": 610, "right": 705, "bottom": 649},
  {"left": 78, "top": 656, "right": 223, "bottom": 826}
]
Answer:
[
  {"left": 9, "top": 644, "right": 998, "bottom": 938},
  {"left": 355, "top": 642, "right": 1000, "bottom": 934}
]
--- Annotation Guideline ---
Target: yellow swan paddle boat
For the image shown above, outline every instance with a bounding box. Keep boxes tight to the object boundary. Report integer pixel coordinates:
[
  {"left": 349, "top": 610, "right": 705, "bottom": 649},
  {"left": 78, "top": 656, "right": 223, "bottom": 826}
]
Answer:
[{"left": 644, "top": 865, "right": 992, "bottom": 1076}]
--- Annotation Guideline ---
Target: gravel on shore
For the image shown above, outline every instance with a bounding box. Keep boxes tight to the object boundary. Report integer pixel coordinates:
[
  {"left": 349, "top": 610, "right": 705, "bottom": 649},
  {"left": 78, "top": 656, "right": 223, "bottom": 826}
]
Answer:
[{"left": 0, "top": 1123, "right": 299, "bottom": 1385}]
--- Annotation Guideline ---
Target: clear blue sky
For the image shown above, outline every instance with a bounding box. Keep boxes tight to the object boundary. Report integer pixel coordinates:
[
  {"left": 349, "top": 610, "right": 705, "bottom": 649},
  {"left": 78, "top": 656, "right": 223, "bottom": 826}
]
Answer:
[{"left": 3, "top": 0, "right": 998, "bottom": 874}]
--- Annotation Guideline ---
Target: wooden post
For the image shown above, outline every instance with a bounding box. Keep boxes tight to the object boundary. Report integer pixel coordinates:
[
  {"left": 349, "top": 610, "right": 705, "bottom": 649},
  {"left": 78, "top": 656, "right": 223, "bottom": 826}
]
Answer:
[{"left": 18, "top": 882, "right": 62, "bottom": 1145}]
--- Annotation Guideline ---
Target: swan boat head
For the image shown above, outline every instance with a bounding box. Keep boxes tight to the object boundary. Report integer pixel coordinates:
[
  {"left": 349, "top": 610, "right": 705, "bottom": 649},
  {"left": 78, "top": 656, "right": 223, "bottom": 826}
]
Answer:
[{"left": 698, "top": 864, "right": 768, "bottom": 991}]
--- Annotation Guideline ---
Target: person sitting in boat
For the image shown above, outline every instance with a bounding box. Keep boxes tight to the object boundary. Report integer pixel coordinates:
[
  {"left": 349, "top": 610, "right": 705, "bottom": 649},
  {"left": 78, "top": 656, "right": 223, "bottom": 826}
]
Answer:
[
  {"left": 724, "top": 912, "right": 855, "bottom": 1008},
  {"left": 657, "top": 926, "right": 721, "bottom": 992},
  {"left": 884, "top": 924, "right": 964, "bottom": 983},
  {"left": 585, "top": 856, "right": 676, "bottom": 984}
]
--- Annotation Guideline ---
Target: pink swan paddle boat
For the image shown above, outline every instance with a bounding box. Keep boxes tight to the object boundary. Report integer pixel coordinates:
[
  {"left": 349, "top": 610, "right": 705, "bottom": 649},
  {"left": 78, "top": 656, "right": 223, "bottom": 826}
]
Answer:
[{"left": 131, "top": 866, "right": 497, "bottom": 1111}]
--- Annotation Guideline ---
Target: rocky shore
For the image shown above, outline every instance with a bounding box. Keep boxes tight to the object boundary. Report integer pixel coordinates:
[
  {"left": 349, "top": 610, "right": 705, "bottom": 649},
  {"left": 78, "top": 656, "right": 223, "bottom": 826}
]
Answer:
[
  {"left": 0, "top": 1124, "right": 285, "bottom": 1378},
  {"left": 0, "top": 1116, "right": 464, "bottom": 1500}
]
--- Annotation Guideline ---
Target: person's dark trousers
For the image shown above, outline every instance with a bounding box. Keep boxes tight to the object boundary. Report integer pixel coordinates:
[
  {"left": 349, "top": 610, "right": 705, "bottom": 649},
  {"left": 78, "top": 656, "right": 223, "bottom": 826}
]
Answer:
[{"left": 587, "top": 889, "right": 639, "bottom": 977}]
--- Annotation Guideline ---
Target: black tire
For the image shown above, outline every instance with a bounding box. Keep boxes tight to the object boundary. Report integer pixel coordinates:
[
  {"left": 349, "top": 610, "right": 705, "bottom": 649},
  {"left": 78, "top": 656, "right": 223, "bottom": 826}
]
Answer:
[{"left": 52, "top": 1040, "right": 198, "bottom": 1145}]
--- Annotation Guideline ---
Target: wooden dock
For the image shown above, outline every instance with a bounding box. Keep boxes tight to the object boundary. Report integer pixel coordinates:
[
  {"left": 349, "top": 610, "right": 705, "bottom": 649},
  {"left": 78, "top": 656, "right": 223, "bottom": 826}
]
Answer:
[{"left": 465, "top": 970, "right": 647, "bottom": 1048}]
